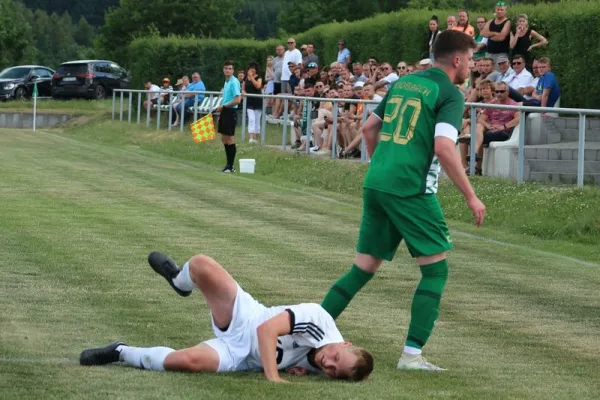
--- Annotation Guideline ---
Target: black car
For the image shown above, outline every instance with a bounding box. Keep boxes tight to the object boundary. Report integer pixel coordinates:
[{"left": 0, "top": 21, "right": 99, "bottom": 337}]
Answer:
[
  {"left": 51, "top": 60, "right": 131, "bottom": 100},
  {"left": 0, "top": 65, "right": 55, "bottom": 100}
]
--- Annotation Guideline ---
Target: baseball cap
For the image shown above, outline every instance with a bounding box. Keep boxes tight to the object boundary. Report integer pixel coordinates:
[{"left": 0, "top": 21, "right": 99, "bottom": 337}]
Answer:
[
  {"left": 497, "top": 55, "right": 509, "bottom": 64},
  {"left": 419, "top": 58, "right": 432, "bottom": 66},
  {"left": 353, "top": 81, "right": 365, "bottom": 89}
]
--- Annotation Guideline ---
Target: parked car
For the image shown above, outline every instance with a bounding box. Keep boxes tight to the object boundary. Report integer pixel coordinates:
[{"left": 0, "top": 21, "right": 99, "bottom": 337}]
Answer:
[
  {"left": 0, "top": 65, "right": 55, "bottom": 100},
  {"left": 51, "top": 60, "right": 131, "bottom": 100}
]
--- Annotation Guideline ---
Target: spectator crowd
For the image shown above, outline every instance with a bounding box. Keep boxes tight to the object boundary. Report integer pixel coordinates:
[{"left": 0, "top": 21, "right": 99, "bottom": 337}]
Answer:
[{"left": 144, "top": 1, "right": 561, "bottom": 169}]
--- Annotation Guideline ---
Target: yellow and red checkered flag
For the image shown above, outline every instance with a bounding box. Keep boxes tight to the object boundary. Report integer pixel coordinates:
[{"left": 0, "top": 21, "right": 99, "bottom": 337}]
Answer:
[{"left": 190, "top": 113, "right": 216, "bottom": 143}]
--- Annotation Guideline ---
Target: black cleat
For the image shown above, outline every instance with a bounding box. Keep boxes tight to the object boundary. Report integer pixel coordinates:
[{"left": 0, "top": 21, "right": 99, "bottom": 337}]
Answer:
[
  {"left": 80, "top": 341, "right": 126, "bottom": 366},
  {"left": 147, "top": 251, "right": 192, "bottom": 297}
]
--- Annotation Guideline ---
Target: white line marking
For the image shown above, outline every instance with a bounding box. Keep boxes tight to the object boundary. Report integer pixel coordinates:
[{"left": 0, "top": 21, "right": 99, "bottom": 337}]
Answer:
[{"left": 32, "top": 130, "right": 600, "bottom": 268}]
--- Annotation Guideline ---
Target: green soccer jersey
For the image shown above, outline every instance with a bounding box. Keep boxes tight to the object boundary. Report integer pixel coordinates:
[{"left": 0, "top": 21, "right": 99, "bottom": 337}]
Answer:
[{"left": 363, "top": 68, "right": 464, "bottom": 197}]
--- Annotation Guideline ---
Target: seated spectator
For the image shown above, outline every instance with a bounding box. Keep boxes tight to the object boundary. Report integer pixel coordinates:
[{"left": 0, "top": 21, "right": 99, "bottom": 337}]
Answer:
[
  {"left": 371, "top": 62, "right": 398, "bottom": 94},
  {"left": 368, "top": 56, "right": 379, "bottom": 66},
  {"left": 337, "top": 40, "right": 352, "bottom": 68},
  {"left": 177, "top": 72, "right": 206, "bottom": 116},
  {"left": 487, "top": 55, "right": 515, "bottom": 84},
  {"left": 458, "top": 79, "right": 495, "bottom": 168},
  {"left": 159, "top": 77, "right": 173, "bottom": 105},
  {"left": 312, "top": 88, "right": 339, "bottom": 154},
  {"left": 520, "top": 59, "right": 541, "bottom": 100},
  {"left": 396, "top": 61, "right": 409, "bottom": 77},
  {"left": 361, "top": 64, "right": 371, "bottom": 81},
  {"left": 522, "top": 57, "right": 561, "bottom": 112},
  {"left": 406, "top": 65, "right": 416, "bottom": 74},
  {"left": 424, "top": 16, "right": 441, "bottom": 60},
  {"left": 474, "top": 16, "right": 489, "bottom": 59},
  {"left": 338, "top": 82, "right": 382, "bottom": 158},
  {"left": 419, "top": 58, "right": 433, "bottom": 70},
  {"left": 171, "top": 76, "right": 189, "bottom": 127},
  {"left": 143, "top": 79, "right": 160, "bottom": 110},
  {"left": 296, "top": 83, "right": 318, "bottom": 151},
  {"left": 499, "top": 54, "right": 534, "bottom": 102},
  {"left": 305, "top": 62, "right": 320, "bottom": 84},
  {"left": 510, "top": 14, "right": 548, "bottom": 68},
  {"left": 337, "top": 83, "right": 360, "bottom": 152},
  {"left": 353, "top": 62, "right": 368, "bottom": 82},
  {"left": 472, "top": 82, "right": 520, "bottom": 174},
  {"left": 289, "top": 63, "right": 301, "bottom": 94},
  {"left": 453, "top": 10, "right": 475, "bottom": 37}
]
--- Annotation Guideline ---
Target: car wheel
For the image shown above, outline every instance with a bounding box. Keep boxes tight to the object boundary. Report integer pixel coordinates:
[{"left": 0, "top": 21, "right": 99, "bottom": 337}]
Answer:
[
  {"left": 94, "top": 85, "right": 106, "bottom": 100},
  {"left": 14, "top": 87, "right": 27, "bottom": 100}
]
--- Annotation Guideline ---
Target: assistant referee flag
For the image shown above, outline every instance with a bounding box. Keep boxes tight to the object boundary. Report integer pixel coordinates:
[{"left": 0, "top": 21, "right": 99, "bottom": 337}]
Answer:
[{"left": 190, "top": 113, "right": 216, "bottom": 143}]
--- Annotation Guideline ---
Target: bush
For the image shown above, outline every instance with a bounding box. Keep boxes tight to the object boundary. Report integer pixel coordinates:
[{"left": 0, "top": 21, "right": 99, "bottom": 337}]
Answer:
[{"left": 127, "top": 1, "right": 600, "bottom": 108}]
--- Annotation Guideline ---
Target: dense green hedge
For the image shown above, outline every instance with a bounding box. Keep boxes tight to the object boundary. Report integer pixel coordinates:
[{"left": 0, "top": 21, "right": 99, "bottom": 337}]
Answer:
[{"left": 127, "top": 1, "right": 600, "bottom": 108}]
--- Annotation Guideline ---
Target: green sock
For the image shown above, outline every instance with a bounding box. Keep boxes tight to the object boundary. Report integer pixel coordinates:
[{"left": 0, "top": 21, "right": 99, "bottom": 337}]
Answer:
[
  {"left": 406, "top": 259, "right": 449, "bottom": 350},
  {"left": 321, "top": 264, "right": 374, "bottom": 319}
]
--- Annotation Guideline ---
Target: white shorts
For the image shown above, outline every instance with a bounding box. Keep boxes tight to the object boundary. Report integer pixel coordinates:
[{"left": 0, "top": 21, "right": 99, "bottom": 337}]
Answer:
[{"left": 203, "top": 285, "right": 267, "bottom": 372}]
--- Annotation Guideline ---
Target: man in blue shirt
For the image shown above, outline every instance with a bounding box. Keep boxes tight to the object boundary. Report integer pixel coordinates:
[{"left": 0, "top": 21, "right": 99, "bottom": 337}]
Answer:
[
  {"left": 179, "top": 72, "right": 206, "bottom": 115},
  {"left": 523, "top": 57, "right": 560, "bottom": 113},
  {"left": 215, "top": 60, "right": 242, "bottom": 173},
  {"left": 336, "top": 40, "right": 352, "bottom": 69}
]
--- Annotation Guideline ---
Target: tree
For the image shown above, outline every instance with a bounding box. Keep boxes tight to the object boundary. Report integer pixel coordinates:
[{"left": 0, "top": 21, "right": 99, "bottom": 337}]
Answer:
[
  {"left": 0, "top": 0, "right": 36, "bottom": 68},
  {"left": 74, "top": 16, "right": 95, "bottom": 47},
  {"left": 98, "top": 0, "right": 252, "bottom": 66}
]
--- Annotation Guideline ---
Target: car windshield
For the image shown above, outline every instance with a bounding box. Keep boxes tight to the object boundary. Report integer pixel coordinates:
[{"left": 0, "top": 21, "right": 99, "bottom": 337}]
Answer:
[{"left": 0, "top": 67, "right": 31, "bottom": 79}]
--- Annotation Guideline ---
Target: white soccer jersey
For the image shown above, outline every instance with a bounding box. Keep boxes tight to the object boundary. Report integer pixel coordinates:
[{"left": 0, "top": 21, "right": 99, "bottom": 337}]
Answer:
[{"left": 245, "top": 303, "right": 344, "bottom": 372}]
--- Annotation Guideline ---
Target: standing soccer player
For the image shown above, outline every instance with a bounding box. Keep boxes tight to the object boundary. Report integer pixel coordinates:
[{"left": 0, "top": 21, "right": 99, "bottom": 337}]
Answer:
[
  {"left": 320, "top": 30, "right": 486, "bottom": 371},
  {"left": 216, "top": 60, "right": 242, "bottom": 173}
]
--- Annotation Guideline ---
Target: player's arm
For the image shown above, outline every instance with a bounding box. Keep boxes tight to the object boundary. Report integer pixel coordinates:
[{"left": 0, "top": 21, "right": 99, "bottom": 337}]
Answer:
[
  {"left": 363, "top": 114, "right": 383, "bottom": 157},
  {"left": 257, "top": 311, "right": 292, "bottom": 383}
]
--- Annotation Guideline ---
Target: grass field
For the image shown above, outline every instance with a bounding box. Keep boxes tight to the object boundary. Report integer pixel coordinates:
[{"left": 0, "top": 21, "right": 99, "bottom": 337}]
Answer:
[{"left": 1, "top": 109, "right": 599, "bottom": 399}]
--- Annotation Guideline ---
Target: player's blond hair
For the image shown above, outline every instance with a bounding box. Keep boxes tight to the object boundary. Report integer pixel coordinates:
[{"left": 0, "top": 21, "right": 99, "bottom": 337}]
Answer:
[{"left": 346, "top": 346, "right": 374, "bottom": 382}]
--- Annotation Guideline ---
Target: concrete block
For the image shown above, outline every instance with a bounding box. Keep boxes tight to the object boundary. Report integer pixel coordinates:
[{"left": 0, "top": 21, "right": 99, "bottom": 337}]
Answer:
[
  {"left": 566, "top": 118, "right": 579, "bottom": 129},
  {"left": 589, "top": 119, "right": 600, "bottom": 129},
  {"left": 560, "top": 149, "right": 572, "bottom": 160},
  {"left": 537, "top": 149, "right": 549, "bottom": 159},
  {"left": 585, "top": 149, "right": 597, "bottom": 161},
  {"left": 525, "top": 148, "right": 537, "bottom": 159},
  {"left": 554, "top": 118, "right": 567, "bottom": 129},
  {"left": 548, "top": 148, "right": 560, "bottom": 160},
  {"left": 572, "top": 150, "right": 579, "bottom": 161},
  {"left": 548, "top": 132, "right": 561, "bottom": 144}
]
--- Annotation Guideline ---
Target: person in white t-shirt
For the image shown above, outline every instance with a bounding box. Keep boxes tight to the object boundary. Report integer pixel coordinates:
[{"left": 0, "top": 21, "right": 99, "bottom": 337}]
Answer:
[
  {"left": 372, "top": 62, "right": 399, "bottom": 93},
  {"left": 143, "top": 79, "right": 161, "bottom": 110},
  {"left": 80, "top": 252, "right": 374, "bottom": 383},
  {"left": 281, "top": 38, "right": 303, "bottom": 95}
]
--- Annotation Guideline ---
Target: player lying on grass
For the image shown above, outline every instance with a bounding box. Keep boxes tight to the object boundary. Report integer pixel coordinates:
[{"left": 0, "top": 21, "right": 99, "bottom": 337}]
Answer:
[{"left": 80, "top": 252, "right": 373, "bottom": 383}]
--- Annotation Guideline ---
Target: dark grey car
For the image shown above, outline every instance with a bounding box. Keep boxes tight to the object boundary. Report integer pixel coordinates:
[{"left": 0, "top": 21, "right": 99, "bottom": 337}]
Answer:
[
  {"left": 0, "top": 65, "right": 54, "bottom": 101},
  {"left": 51, "top": 60, "right": 131, "bottom": 100}
]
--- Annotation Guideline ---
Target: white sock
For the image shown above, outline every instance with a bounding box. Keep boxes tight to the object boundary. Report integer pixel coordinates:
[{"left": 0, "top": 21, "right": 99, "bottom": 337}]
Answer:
[
  {"left": 403, "top": 346, "right": 422, "bottom": 356},
  {"left": 117, "top": 345, "right": 175, "bottom": 371},
  {"left": 172, "top": 261, "right": 196, "bottom": 292}
]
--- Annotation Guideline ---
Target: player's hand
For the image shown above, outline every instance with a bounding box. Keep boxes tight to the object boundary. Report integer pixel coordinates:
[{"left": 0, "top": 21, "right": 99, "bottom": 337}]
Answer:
[
  {"left": 467, "top": 196, "right": 486, "bottom": 227},
  {"left": 215, "top": 106, "right": 223, "bottom": 113},
  {"left": 268, "top": 376, "right": 290, "bottom": 384}
]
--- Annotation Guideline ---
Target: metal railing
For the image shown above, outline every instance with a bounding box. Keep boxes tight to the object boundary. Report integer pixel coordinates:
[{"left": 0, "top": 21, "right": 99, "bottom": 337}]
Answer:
[{"left": 113, "top": 89, "right": 600, "bottom": 188}]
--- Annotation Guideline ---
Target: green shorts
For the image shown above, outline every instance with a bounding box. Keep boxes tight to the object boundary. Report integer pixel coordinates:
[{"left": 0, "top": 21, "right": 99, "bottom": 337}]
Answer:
[{"left": 357, "top": 188, "right": 453, "bottom": 260}]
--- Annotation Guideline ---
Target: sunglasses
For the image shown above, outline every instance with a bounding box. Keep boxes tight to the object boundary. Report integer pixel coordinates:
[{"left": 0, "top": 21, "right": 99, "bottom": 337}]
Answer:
[
  {"left": 496, "top": 1, "right": 506, "bottom": 6},
  {"left": 512, "top": 61, "right": 523, "bottom": 65},
  {"left": 397, "top": 66, "right": 406, "bottom": 69},
  {"left": 494, "top": 90, "right": 507, "bottom": 93},
  {"left": 477, "top": 20, "right": 486, "bottom": 24},
  {"left": 287, "top": 41, "right": 294, "bottom": 44}
]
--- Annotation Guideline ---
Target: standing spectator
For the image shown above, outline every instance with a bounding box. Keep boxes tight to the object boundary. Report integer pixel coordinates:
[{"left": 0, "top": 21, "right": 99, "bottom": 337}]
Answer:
[
  {"left": 304, "top": 43, "right": 319, "bottom": 67},
  {"left": 177, "top": 72, "right": 206, "bottom": 117},
  {"left": 264, "top": 56, "right": 274, "bottom": 96},
  {"left": 300, "top": 44, "right": 309, "bottom": 65},
  {"left": 268, "top": 45, "right": 285, "bottom": 121},
  {"left": 523, "top": 57, "right": 561, "bottom": 112},
  {"left": 474, "top": 16, "right": 489, "bottom": 59},
  {"left": 243, "top": 61, "right": 263, "bottom": 144},
  {"left": 446, "top": 15, "right": 457, "bottom": 30},
  {"left": 453, "top": 10, "right": 475, "bottom": 37},
  {"left": 171, "top": 76, "right": 189, "bottom": 127},
  {"left": 425, "top": 16, "right": 441, "bottom": 60},
  {"left": 237, "top": 70, "right": 245, "bottom": 85},
  {"left": 143, "top": 79, "right": 160, "bottom": 110},
  {"left": 510, "top": 14, "right": 548, "bottom": 68},
  {"left": 282, "top": 38, "right": 302, "bottom": 95},
  {"left": 481, "top": 2, "right": 511, "bottom": 70},
  {"left": 215, "top": 61, "right": 242, "bottom": 173},
  {"left": 337, "top": 40, "right": 352, "bottom": 68}
]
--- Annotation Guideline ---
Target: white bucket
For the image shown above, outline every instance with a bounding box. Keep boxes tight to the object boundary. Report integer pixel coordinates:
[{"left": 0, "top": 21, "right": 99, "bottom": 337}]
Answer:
[{"left": 239, "top": 159, "right": 256, "bottom": 174}]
